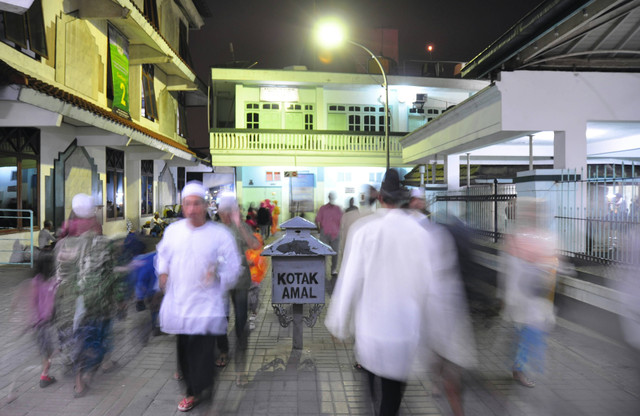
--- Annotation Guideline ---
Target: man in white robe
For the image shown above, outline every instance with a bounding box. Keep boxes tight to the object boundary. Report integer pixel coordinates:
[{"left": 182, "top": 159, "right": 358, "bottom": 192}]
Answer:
[
  {"left": 157, "top": 181, "right": 241, "bottom": 412},
  {"left": 325, "top": 169, "right": 437, "bottom": 415}
]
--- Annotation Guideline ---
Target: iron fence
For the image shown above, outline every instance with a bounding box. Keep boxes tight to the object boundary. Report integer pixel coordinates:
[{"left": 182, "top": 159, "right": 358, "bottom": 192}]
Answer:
[
  {"left": 556, "top": 166, "right": 640, "bottom": 264},
  {"left": 429, "top": 180, "right": 517, "bottom": 243},
  {"left": 428, "top": 165, "right": 640, "bottom": 265}
]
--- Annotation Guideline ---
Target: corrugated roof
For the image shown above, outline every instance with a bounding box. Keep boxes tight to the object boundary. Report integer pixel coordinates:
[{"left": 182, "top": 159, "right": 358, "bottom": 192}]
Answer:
[
  {"left": 462, "top": 0, "right": 640, "bottom": 79},
  {"left": 0, "top": 60, "right": 194, "bottom": 156}
]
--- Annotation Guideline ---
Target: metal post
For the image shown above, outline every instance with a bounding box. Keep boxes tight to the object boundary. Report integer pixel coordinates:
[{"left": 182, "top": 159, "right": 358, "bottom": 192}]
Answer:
[
  {"left": 292, "top": 303, "right": 303, "bottom": 350},
  {"left": 432, "top": 155, "right": 437, "bottom": 184},
  {"left": 466, "top": 153, "right": 471, "bottom": 187},
  {"left": 348, "top": 40, "right": 389, "bottom": 170},
  {"left": 494, "top": 178, "right": 499, "bottom": 243}
]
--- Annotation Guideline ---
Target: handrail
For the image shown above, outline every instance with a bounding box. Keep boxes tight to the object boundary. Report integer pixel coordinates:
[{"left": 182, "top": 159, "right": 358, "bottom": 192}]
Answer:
[
  {"left": 0, "top": 209, "right": 34, "bottom": 267},
  {"left": 210, "top": 130, "right": 404, "bottom": 153}
]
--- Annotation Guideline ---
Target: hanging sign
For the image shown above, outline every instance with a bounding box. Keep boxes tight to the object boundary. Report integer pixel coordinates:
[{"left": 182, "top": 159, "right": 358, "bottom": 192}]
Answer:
[{"left": 108, "top": 23, "right": 130, "bottom": 119}]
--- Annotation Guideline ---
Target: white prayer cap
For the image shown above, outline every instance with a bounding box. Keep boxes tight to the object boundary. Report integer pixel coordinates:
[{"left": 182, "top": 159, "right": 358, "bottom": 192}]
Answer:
[
  {"left": 410, "top": 188, "right": 425, "bottom": 200},
  {"left": 217, "top": 192, "right": 237, "bottom": 213},
  {"left": 72, "top": 193, "right": 95, "bottom": 218},
  {"left": 182, "top": 181, "right": 206, "bottom": 200}
]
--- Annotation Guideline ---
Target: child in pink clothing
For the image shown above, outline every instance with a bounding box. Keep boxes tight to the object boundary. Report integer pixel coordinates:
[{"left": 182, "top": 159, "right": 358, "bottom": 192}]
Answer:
[{"left": 31, "top": 250, "right": 58, "bottom": 388}]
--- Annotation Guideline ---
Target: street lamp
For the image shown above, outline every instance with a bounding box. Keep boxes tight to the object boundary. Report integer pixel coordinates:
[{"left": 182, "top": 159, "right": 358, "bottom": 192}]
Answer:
[{"left": 316, "top": 20, "right": 390, "bottom": 170}]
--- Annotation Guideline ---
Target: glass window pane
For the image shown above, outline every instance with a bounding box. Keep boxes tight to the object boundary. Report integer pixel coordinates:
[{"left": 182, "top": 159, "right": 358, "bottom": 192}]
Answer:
[
  {"left": 106, "top": 172, "right": 115, "bottom": 218},
  {"left": 0, "top": 158, "right": 18, "bottom": 229},
  {"left": 116, "top": 171, "right": 124, "bottom": 218},
  {"left": 3, "top": 11, "right": 27, "bottom": 48},
  {"left": 26, "top": 0, "right": 47, "bottom": 58},
  {"left": 21, "top": 158, "right": 37, "bottom": 227},
  {"left": 146, "top": 179, "right": 153, "bottom": 215}
]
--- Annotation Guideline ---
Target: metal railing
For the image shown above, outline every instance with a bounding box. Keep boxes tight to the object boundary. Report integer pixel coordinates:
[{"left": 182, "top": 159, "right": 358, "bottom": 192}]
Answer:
[
  {"left": 555, "top": 166, "right": 640, "bottom": 264},
  {"left": 0, "top": 209, "right": 34, "bottom": 267},
  {"left": 210, "top": 129, "right": 404, "bottom": 154},
  {"left": 428, "top": 166, "right": 640, "bottom": 265},
  {"left": 429, "top": 181, "right": 517, "bottom": 243}
]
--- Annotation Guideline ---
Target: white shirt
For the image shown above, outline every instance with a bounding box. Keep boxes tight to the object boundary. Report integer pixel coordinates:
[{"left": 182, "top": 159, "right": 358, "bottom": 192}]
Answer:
[
  {"left": 326, "top": 209, "right": 434, "bottom": 380},
  {"left": 326, "top": 209, "right": 477, "bottom": 380},
  {"left": 156, "top": 219, "right": 241, "bottom": 335},
  {"left": 38, "top": 228, "right": 56, "bottom": 249}
]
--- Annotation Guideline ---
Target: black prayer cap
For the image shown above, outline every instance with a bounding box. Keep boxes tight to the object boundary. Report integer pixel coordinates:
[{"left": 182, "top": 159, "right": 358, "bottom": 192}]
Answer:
[{"left": 380, "top": 168, "right": 409, "bottom": 203}]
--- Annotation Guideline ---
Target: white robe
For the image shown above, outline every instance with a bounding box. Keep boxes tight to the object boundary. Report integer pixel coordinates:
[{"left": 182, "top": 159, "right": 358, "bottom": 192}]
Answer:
[
  {"left": 156, "top": 219, "right": 241, "bottom": 335},
  {"left": 325, "top": 210, "right": 431, "bottom": 380}
]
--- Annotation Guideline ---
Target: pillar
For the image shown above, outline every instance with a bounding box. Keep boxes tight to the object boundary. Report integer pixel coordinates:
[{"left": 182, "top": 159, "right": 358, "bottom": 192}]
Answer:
[
  {"left": 445, "top": 154, "right": 460, "bottom": 191},
  {"left": 553, "top": 124, "right": 587, "bottom": 172}
]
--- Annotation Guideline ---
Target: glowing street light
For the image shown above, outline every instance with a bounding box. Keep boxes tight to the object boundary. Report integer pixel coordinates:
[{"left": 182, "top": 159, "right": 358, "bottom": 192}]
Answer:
[
  {"left": 426, "top": 43, "right": 434, "bottom": 59},
  {"left": 316, "top": 19, "right": 390, "bottom": 170}
]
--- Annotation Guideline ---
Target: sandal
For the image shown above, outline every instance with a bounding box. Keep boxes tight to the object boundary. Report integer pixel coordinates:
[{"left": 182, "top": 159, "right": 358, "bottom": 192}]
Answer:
[
  {"left": 39, "top": 375, "right": 56, "bottom": 388},
  {"left": 173, "top": 372, "right": 183, "bottom": 381},
  {"left": 73, "top": 384, "right": 89, "bottom": 398},
  {"left": 235, "top": 373, "right": 249, "bottom": 387},
  {"left": 178, "top": 397, "right": 195, "bottom": 412},
  {"left": 215, "top": 354, "right": 229, "bottom": 367},
  {"left": 513, "top": 370, "right": 536, "bottom": 388},
  {"left": 101, "top": 360, "right": 118, "bottom": 374}
]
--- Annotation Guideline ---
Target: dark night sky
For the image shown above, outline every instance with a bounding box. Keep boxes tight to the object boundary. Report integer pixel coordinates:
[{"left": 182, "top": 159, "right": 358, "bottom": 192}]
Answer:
[{"left": 186, "top": 0, "right": 543, "bottom": 152}]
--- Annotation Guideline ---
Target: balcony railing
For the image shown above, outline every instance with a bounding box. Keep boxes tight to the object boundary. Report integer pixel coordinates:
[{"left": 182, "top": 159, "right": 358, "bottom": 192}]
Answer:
[{"left": 210, "top": 129, "right": 404, "bottom": 154}]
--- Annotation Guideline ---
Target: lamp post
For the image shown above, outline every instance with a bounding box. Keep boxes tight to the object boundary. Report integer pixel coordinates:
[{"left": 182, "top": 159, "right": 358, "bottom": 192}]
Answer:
[{"left": 316, "top": 21, "right": 390, "bottom": 170}]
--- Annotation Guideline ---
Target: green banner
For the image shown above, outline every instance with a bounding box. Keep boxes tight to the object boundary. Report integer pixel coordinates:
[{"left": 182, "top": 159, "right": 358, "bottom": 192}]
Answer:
[{"left": 108, "top": 24, "right": 130, "bottom": 119}]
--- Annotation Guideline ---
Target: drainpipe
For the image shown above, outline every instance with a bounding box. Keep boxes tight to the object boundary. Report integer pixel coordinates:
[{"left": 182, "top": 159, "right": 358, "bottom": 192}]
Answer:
[{"left": 466, "top": 153, "right": 471, "bottom": 187}]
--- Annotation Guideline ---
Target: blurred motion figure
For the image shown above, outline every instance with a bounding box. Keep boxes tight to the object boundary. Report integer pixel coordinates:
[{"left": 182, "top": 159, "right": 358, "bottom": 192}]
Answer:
[{"left": 498, "top": 197, "right": 558, "bottom": 388}]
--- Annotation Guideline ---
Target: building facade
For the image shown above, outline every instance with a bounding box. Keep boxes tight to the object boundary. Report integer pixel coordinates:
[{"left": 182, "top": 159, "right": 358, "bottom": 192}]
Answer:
[
  {"left": 0, "top": 0, "right": 208, "bottom": 260},
  {"left": 209, "top": 67, "right": 487, "bottom": 218}
]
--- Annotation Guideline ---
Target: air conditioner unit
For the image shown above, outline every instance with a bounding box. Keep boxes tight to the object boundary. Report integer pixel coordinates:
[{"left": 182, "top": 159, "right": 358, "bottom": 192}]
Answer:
[{"left": 412, "top": 93, "right": 426, "bottom": 110}]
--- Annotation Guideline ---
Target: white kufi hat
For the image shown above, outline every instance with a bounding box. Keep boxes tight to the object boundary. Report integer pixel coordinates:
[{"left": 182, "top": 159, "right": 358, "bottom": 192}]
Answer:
[
  {"left": 72, "top": 193, "right": 95, "bottom": 219},
  {"left": 182, "top": 181, "right": 206, "bottom": 200}
]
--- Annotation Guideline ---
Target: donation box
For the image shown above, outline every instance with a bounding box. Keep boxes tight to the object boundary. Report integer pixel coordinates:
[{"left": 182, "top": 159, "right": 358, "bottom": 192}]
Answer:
[{"left": 262, "top": 216, "right": 335, "bottom": 304}]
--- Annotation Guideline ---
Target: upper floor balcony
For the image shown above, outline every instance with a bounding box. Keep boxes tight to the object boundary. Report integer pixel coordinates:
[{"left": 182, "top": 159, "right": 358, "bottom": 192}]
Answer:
[{"left": 210, "top": 129, "right": 406, "bottom": 167}]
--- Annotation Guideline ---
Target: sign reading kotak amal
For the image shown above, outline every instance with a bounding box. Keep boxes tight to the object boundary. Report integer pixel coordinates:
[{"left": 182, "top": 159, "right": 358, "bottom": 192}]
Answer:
[{"left": 272, "top": 257, "right": 325, "bottom": 304}]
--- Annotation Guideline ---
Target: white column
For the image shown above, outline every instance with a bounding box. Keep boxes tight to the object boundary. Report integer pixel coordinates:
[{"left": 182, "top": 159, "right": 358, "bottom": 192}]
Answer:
[
  {"left": 445, "top": 154, "right": 460, "bottom": 191},
  {"left": 553, "top": 123, "right": 587, "bottom": 172}
]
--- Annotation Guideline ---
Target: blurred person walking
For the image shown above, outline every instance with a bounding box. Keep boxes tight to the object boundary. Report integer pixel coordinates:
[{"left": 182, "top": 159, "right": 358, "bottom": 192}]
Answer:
[
  {"left": 30, "top": 250, "right": 58, "bottom": 388},
  {"left": 345, "top": 197, "right": 358, "bottom": 213},
  {"left": 215, "top": 193, "right": 260, "bottom": 387},
  {"left": 336, "top": 185, "right": 378, "bottom": 370},
  {"left": 246, "top": 231, "right": 268, "bottom": 330},
  {"left": 498, "top": 197, "right": 558, "bottom": 388},
  {"left": 337, "top": 186, "right": 378, "bottom": 283},
  {"left": 410, "top": 209, "right": 477, "bottom": 416},
  {"left": 270, "top": 200, "right": 281, "bottom": 235},
  {"left": 316, "top": 191, "right": 343, "bottom": 278},
  {"left": 256, "top": 202, "right": 272, "bottom": 240},
  {"left": 614, "top": 224, "right": 640, "bottom": 385},
  {"left": 408, "top": 188, "right": 429, "bottom": 216},
  {"left": 326, "top": 169, "right": 439, "bottom": 415},
  {"left": 156, "top": 181, "right": 242, "bottom": 412},
  {"left": 53, "top": 193, "right": 118, "bottom": 398}
]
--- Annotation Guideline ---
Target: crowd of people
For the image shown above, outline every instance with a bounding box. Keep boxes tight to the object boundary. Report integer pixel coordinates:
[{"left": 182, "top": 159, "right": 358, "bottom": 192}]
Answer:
[
  {"left": 17, "top": 184, "right": 272, "bottom": 410},
  {"left": 14, "top": 172, "right": 596, "bottom": 415}
]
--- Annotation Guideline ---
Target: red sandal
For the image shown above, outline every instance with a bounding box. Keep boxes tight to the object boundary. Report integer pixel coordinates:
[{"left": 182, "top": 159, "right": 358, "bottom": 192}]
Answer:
[{"left": 178, "top": 397, "right": 195, "bottom": 412}]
